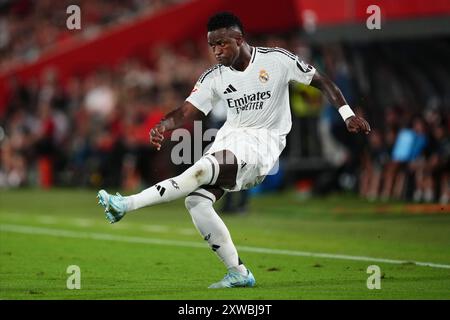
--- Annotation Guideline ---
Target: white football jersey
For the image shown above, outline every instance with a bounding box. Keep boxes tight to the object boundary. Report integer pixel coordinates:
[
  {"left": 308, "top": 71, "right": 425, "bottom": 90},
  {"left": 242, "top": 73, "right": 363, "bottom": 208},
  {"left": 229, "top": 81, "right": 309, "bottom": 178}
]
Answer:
[{"left": 186, "top": 46, "right": 316, "bottom": 136}]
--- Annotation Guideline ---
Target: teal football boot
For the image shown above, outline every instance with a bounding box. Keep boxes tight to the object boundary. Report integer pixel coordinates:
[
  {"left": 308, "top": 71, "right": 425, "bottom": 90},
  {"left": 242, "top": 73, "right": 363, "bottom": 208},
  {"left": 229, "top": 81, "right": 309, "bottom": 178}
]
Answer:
[
  {"left": 97, "top": 190, "right": 127, "bottom": 224},
  {"left": 208, "top": 268, "right": 256, "bottom": 289}
]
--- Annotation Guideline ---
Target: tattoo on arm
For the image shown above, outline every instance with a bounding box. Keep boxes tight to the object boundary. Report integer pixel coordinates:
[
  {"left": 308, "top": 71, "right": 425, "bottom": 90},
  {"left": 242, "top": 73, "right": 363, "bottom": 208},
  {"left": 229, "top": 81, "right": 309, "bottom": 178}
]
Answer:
[{"left": 160, "top": 109, "right": 182, "bottom": 131}]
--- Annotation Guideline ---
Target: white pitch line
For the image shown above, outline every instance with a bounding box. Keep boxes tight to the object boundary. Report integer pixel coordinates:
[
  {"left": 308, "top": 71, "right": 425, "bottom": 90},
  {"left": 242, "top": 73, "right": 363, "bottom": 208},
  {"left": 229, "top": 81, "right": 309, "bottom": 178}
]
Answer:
[
  {"left": 72, "top": 218, "right": 94, "bottom": 227},
  {"left": 36, "top": 216, "right": 58, "bottom": 225},
  {"left": 178, "top": 228, "right": 197, "bottom": 235},
  {"left": 141, "top": 225, "right": 170, "bottom": 233},
  {"left": 1, "top": 223, "right": 450, "bottom": 270},
  {"left": 0, "top": 224, "right": 207, "bottom": 249}
]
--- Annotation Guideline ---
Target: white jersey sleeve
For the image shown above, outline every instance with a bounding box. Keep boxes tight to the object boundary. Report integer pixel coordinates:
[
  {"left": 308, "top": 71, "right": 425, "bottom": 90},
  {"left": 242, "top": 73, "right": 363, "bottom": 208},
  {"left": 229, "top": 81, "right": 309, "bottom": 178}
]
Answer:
[
  {"left": 185, "top": 66, "right": 221, "bottom": 116},
  {"left": 271, "top": 47, "right": 316, "bottom": 85},
  {"left": 289, "top": 56, "right": 316, "bottom": 85}
]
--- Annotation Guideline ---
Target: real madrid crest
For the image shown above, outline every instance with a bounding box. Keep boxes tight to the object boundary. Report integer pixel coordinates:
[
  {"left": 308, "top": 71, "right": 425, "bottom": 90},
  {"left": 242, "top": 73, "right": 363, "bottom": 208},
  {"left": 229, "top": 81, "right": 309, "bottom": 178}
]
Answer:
[{"left": 259, "top": 69, "right": 269, "bottom": 83}]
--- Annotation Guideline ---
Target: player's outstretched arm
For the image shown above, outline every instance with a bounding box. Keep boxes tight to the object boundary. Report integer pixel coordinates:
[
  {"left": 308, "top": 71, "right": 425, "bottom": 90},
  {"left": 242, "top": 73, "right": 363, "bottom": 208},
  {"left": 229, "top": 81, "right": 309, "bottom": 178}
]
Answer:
[
  {"left": 149, "top": 101, "right": 203, "bottom": 150},
  {"left": 310, "top": 70, "right": 371, "bottom": 135}
]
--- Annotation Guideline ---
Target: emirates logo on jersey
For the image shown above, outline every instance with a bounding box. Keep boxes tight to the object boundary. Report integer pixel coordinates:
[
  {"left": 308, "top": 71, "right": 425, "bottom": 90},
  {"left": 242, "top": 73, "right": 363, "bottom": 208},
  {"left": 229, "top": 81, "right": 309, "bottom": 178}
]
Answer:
[
  {"left": 226, "top": 90, "right": 272, "bottom": 114},
  {"left": 259, "top": 69, "right": 269, "bottom": 83}
]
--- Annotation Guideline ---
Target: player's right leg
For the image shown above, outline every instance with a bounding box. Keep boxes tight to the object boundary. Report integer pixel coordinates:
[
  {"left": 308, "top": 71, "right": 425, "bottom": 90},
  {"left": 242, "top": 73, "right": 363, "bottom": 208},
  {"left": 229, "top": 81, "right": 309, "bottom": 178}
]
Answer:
[
  {"left": 97, "top": 153, "right": 221, "bottom": 223},
  {"left": 97, "top": 149, "right": 238, "bottom": 223}
]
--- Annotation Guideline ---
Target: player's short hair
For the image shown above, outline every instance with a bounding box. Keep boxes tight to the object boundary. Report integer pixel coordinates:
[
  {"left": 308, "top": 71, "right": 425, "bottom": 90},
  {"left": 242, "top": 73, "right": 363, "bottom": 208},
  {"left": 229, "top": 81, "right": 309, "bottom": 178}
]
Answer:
[{"left": 207, "top": 12, "right": 244, "bottom": 34}]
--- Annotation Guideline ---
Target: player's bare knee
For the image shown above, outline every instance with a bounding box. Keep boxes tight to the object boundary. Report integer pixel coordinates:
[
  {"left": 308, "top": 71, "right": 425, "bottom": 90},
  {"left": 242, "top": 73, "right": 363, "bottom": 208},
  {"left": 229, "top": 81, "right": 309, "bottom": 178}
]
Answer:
[
  {"left": 212, "top": 150, "right": 237, "bottom": 166},
  {"left": 211, "top": 150, "right": 238, "bottom": 188},
  {"left": 201, "top": 186, "right": 225, "bottom": 201}
]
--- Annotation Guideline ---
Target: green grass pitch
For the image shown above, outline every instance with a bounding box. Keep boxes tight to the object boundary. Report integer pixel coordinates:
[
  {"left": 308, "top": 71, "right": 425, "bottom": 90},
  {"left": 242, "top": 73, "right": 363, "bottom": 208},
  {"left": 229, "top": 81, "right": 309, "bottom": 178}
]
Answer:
[{"left": 1, "top": 189, "right": 449, "bottom": 299}]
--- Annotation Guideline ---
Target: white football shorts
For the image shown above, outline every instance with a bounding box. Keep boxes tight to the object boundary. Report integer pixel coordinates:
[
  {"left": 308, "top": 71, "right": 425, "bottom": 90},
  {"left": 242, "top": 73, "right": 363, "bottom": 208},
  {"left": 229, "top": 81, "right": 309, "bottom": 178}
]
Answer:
[{"left": 204, "top": 125, "right": 286, "bottom": 192}]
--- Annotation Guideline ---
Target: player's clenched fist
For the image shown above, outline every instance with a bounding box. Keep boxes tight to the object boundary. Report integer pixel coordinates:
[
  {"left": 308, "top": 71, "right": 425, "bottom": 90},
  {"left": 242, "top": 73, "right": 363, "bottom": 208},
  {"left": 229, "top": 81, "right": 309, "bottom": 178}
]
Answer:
[
  {"left": 149, "top": 123, "right": 166, "bottom": 150},
  {"left": 345, "top": 116, "right": 371, "bottom": 135}
]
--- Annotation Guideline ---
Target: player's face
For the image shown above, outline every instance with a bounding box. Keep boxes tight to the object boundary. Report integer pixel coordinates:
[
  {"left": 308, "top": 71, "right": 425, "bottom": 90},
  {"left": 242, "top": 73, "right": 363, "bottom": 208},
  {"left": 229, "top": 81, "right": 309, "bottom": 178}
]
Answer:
[{"left": 207, "top": 28, "right": 243, "bottom": 67}]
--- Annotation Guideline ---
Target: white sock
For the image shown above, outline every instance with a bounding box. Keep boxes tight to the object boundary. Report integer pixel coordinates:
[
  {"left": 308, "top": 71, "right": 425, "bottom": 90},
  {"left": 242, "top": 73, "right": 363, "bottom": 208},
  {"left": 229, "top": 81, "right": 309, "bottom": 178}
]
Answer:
[
  {"left": 125, "top": 155, "right": 219, "bottom": 211},
  {"left": 185, "top": 189, "right": 248, "bottom": 276}
]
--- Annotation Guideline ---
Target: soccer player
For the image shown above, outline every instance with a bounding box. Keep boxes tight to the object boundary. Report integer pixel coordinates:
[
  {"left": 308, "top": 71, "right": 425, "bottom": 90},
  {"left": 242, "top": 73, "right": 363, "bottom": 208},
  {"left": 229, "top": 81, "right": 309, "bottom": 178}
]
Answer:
[{"left": 97, "top": 12, "right": 370, "bottom": 288}]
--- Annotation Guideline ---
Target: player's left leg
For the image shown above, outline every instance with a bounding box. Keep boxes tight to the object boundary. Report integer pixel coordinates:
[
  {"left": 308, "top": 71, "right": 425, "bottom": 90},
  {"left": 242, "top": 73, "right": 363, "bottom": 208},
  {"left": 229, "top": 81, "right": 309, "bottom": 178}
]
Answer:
[{"left": 185, "top": 185, "right": 255, "bottom": 288}]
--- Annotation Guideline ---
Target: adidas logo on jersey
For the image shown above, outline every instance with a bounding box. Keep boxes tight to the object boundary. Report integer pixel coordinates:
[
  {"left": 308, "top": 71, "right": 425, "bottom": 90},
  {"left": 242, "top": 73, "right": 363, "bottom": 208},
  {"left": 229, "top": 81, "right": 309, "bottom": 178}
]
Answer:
[{"left": 223, "top": 84, "right": 237, "bottom": 94}]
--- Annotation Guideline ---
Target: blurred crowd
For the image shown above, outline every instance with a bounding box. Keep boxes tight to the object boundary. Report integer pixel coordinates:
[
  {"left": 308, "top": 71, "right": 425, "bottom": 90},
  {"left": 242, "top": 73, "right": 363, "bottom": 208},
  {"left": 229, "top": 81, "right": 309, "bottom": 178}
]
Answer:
[
  {"left": 1, "top": 40, "right": 215, "bottom": 190},
  {"left": 359, "top": 107, "right": 449, "bottom": 204},
  {"left": 311, "top": 41, "right": 450, "bottom": 205},
  {"left": 309, "top": 41, "right": 450, "bottom": 205},
  {"left": 0, "top": 1, "right": 449, "bottom": 205},
  {"left": 0, "top": 0, "right": 187, "bottom": 72}
]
